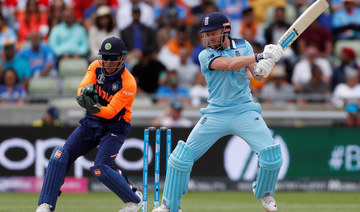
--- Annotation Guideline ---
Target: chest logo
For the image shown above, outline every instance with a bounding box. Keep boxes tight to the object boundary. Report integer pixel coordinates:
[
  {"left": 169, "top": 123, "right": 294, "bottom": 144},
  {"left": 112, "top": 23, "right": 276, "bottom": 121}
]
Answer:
[
  {"left": 97, "top": 73, "right": 105, "bottom": 84},
  {"left": 112, "top": 83, "right": 119, "bottom": 91}
]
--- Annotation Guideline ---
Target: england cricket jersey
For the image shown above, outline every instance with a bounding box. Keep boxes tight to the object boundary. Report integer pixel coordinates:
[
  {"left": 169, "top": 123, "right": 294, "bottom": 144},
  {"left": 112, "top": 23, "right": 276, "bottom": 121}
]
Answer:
[{"left": 198, "top": 37, "right": 258, "bottom": 113}]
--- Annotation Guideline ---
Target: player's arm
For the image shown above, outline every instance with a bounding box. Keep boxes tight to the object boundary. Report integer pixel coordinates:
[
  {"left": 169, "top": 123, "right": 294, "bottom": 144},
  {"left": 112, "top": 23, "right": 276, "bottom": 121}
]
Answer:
[
  {"left": 210, "top": 55, "right": 256, "bottom": 71},
  {"left": 94, "top": 75, "right": 137, "bottom": 119}
]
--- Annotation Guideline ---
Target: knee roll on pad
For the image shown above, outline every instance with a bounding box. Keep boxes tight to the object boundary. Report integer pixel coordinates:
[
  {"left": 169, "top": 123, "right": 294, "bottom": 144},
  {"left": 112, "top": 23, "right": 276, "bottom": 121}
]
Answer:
[
  {"left": 254, "top": 144, "right": 282, "bottom": 199},
  {"left": 162, "top": 141, "right": 194, "bottom": 212},
  {"left": 90, "top": 164, "right": 140, "bottom": 203},
  {"left": 38, "top": 147, "right": 69, "bottom": 211}
]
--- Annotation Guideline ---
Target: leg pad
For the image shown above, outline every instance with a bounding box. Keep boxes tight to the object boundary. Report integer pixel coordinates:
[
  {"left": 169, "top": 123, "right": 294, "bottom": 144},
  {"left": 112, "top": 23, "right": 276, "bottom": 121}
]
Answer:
[
  {"left": 254, "top": 144, "right": 282, "bottom": 199},
  {"left": 38, "top": 147, "right": 69, "bottom": 211},
  {"left": 162, "top": 141, "right": 194, "bottom": 212},
  {"left": 90, "top": 164, "right": 140, "bottom": 203}
]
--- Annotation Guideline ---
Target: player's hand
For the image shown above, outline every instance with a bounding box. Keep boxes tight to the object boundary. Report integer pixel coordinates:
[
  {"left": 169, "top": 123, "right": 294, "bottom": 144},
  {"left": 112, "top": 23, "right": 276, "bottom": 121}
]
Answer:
[
  {"left": 76, "top": 95, "right": 102, "bottom": 114},
  {"left": 81, "top": 84, "right": 97, "bottom": 96},
  {"left": 254, "top": 58, "right": 275, "bottom": 78},
  {"left": 263, "top": 44, "right": 284, "bottom": 62}
]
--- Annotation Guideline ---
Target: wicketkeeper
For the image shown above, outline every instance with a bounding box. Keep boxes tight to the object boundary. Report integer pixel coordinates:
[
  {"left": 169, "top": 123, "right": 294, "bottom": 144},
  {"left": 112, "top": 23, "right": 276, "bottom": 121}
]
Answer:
[{"left": 36, "top": 37, "right": 142, "bottom": 212}]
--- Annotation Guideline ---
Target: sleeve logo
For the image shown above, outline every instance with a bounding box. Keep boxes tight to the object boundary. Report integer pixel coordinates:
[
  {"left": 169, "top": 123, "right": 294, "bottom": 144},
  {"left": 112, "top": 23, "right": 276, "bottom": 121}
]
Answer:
[
  {"left": 122, "top": 90, "right": 134, "bottom": 96},
  {"left": 54, "top": 150, "right": 62, "bottom": 158}
]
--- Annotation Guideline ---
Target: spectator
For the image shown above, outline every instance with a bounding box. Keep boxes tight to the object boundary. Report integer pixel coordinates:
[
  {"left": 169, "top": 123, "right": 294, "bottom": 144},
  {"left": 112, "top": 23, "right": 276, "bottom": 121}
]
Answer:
[
  {"left": 174, "top": 47, "right": 199, "bottom": 89},
  {"left": 0, "top": 68, "right": 26, "bottom": 104},
  {"left": 298, "top": 64, "right": 331, "bottom": 104},
  {"left": 291, "top": 45, "right": 332, "bottom": 92},
  {"left": 239, "top": 7, "right": 265, "bottom": 47},
  {"left": 151, "top": 101, "right": 193, "bottom": 127},
  {"left": 32, "top": 106, "right": 63, "bottom": 127},
  {"left": 19, "top": 31, "right": 57, "bottom": 77},
  {"left": 249, "top": 0, "right": 286, "bottom": 24},
  {"left": 0, "top": 13, "right": 17, "bottom": 51},
  {"left": 121, "top": 4, "right": 157, "bottom": 68},
  {"left": 156, "top": 8, "right": 180, "bottom": 50},
  {"left": 156, "top": 70, "right": 190, "bottom": 105},
  {"left": 0, "top": 43, "right": 32, "bottom": 89},
  {"left": 49, "top": 8, "right": 89, "bottom": 61},
  {"left": 332, "top": 67, "right": 360, "bottom": 126},
  {"left": 260, "top": 64, "right": 295, "bottom": 104},
  {"left": 332, "top": 47, "right": 359, "bottom": 90},
  {"left": 47, "top": 0, "right": 67, "bottom": 35},
  {"left": 297, "top": 20, "right": 333, "bottom": 58},
  {"left": 116, "top": 0, "right": 155, "bottom": 31},
  {"left": 132, "top": 50, "right": 167, "bottom": 98},
  {"left": 216, "top": 0, "right": 249, "bottom": 38},
  {"left": 332, "top": 0, "right": 360, "bottom": 40},
  {"left": 83, "top": 0, "right": 108, "bottom": 30},
  {"left": 190, "top": 71, "right": 208, "bottom": 106},
  {"left": 88, "top": 5, "right": 119, "bottom": 61},
  {"left": 157, "top": 26, "right": 193, "bottom": 70},
  {"left": 155, "top": 0, "right": 188, "bottom": 28},
  {"left": 17, "top": 0, "right": 49, "bottom": 46},
  {"left": 0, "top": 0, "right": 17, "bottom": 29},
  {"left": 190, "top": 0, "right": 217, "bottom": 27}
]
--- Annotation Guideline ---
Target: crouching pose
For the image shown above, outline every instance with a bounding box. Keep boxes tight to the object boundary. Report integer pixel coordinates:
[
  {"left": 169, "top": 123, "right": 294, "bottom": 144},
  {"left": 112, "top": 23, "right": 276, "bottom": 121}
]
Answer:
[
  {"left": 36, "top": 37, "right": 142, "bottom": 212},
  {"left": 153, "top": 12, "right": 284, "bottom": 212}
]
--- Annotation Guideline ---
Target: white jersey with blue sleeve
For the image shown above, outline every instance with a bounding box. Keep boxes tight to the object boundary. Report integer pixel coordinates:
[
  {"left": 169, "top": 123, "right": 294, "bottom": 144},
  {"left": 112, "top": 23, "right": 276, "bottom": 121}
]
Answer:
[{"left": 198, "top": 38, "right": 258, "bottom": 113}]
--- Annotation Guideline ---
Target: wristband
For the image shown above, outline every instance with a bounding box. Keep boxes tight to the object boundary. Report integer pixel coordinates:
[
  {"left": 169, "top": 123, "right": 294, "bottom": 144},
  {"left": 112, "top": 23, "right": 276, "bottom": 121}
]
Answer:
[{"left": 255, "top": 53, "right": 264, "bottom": 62}]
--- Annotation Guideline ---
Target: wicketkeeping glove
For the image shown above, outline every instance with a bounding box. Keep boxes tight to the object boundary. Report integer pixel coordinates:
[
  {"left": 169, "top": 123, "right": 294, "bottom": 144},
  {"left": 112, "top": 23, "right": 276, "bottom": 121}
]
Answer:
[
  {"left": 76, "top": 84, "right": 102, "bottom": 114},
  {"left": 254, "top": 58, "right": 275, "bottom": 78},
  {"left": 263, "top": 44, "right": 284, "bottom": 63}
]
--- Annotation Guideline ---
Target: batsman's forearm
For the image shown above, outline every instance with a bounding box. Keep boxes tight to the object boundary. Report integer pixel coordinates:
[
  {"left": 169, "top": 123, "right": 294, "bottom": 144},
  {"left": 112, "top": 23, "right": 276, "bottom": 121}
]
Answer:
[{"left": 211, "top": 55, "right": 256, "bottom": 71}]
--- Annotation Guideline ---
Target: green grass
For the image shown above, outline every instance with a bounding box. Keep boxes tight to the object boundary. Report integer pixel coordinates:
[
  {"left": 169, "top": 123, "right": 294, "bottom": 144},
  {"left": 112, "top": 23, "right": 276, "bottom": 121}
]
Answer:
[{"left": 0, "top": 191, "right": 359, "bottom": 212}]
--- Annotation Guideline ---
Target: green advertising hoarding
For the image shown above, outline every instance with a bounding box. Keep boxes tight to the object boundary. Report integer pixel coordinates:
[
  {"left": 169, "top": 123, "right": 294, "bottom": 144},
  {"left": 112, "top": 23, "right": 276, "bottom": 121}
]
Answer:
[{"left": 272, "top": 128, "right": 360, "bottom": 179}]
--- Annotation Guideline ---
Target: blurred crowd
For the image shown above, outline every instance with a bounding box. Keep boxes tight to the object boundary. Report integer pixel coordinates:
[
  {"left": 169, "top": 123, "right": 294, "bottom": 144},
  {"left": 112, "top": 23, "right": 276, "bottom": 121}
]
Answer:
[{"left": 0, "top": 0, "right": 359, "bottom": 126}]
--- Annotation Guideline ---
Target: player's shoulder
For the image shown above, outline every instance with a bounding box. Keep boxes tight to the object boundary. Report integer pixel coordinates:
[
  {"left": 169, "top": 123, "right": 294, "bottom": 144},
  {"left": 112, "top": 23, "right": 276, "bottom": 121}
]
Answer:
[
  {"left": 123, "top": 68, "right": 137, "bottom": 86},
  {"left": 88, "top": 60, "right": 101, "bottom": 71},
  {"left": 199, "top": 48, "right": 220, "bottom": 61},
  {"left": 232, "top": 38, "right": 252, "bottom": 48}
]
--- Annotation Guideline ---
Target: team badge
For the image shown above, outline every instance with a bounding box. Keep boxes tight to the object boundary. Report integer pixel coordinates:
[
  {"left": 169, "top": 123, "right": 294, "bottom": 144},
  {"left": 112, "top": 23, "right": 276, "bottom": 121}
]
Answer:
[
  {"left": 54, "top": 150, "right": 62, "bottom": 158},
  {"left": 112, "top": 83, "right": 119, "bottom": 91},
  {"left": 105, "top": 43, "right": 112, "bottom": 50},
  {"left": 97, "top": 73, "right": 105, "bottom": 84},
  {"left": 204, "top": 16, "right": 209, "bottom": 25},
  {"left": 93, "top": 169, "right": 101, "bottom": 176}
]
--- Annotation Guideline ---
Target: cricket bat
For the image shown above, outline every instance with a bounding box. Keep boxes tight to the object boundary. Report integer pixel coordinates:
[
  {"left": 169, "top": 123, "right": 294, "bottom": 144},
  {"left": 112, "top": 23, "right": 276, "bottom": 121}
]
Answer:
[{"left": 278, "top": 0, "right": 329, "bottom": 50}]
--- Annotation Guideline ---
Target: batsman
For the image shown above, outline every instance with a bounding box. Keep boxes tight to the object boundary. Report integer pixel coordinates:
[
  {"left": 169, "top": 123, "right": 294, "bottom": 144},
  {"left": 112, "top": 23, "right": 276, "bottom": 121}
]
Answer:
[
  {"left": 36, "top": 37, "right": 142, "bottom": 212},
  {"left": 153, "top": 12, "right": 284, "bottom": 212}
]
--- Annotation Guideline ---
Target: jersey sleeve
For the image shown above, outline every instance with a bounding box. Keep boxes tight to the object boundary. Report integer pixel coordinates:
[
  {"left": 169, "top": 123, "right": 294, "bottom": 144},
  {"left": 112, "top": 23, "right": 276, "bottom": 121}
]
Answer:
[
  {"left": 95, "top": 71, "right": 137, "bottom": 119},
  {"left": 243, "top": 40, "right": 255, "bottom": 56},
  {"left": 198, "top": 49, "right": 222, "bottom": 71},
  {"left": 77, "top": 60, "right": 99, "bottom": 96}
]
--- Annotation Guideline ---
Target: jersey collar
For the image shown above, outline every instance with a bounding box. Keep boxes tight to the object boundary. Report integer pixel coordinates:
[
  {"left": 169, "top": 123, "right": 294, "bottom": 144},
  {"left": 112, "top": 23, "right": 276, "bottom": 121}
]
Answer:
[{"left": 227, "top": 36, "right": 237, "bottom": 50}]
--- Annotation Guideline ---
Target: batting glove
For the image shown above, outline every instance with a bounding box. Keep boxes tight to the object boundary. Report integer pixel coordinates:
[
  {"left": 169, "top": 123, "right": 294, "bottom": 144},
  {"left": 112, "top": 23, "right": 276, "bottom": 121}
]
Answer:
[
  {"left": 254, "top": 58, "right": 275, "bottom": 78},
  {"left": 263, "top": 44, "right": 284, "bottom": 63}
]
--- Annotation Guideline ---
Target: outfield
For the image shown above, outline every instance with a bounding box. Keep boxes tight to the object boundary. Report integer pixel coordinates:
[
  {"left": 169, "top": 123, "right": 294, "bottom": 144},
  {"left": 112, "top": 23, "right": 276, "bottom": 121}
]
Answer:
[{"left": 0, "top": 191, "right": 359, "bottom": 212}]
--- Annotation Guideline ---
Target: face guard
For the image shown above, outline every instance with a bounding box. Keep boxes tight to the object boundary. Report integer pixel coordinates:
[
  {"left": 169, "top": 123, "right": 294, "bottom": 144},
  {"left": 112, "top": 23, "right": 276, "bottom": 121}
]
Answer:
[
  {"left": 100, "top": 54, "right": 127, "bottom": 76},
  {"left": 201, "top": 23, "right": 231, "bottom": 50}
]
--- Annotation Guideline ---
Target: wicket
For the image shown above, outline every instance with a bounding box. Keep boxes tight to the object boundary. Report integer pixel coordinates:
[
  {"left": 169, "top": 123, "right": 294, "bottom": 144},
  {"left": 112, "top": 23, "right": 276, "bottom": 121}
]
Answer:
[{"left": 142, "top": 127, "right": 172, "bottom": 212}]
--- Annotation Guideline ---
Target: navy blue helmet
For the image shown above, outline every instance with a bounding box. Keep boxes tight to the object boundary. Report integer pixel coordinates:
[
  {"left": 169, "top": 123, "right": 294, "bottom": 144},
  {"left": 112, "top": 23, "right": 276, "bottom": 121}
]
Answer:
[
  {"left": 98, "top": 37, "right": 128, "bottom": 56},
  {"left": 200, "top": 12, "right": 231, "bottom": 33}
]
